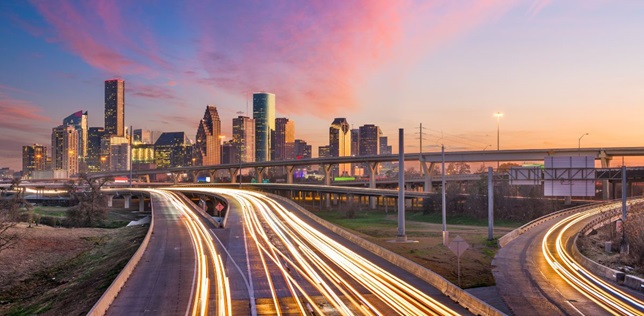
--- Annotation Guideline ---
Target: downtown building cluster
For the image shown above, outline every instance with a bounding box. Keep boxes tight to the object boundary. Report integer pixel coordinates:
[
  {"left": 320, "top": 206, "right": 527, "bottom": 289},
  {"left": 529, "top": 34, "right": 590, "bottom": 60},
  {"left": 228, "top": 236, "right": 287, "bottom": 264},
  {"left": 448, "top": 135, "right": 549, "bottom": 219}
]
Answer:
[{"left": 18, "top": 79, "right": 393, "bottom": 180}]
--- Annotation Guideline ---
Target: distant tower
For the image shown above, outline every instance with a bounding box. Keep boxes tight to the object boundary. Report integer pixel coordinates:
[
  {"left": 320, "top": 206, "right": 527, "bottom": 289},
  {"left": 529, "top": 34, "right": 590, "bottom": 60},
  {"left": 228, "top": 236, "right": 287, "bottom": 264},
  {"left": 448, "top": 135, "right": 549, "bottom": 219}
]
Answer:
[
  {"left": 63, "top": 110, "right": 88, "bottom": 159},
  {"left": 359, "top": 124, "right": 381, "bottom": 156},
  {"left": 253, "top": 92, "right": 275, "bottom": 162},
  {"left": 87, "top": 127, "right": 106, "bottom": 172},
  {"left": 232, "top": 116, "right": 255, "bottom": 164},
  {"left": 51, "top": 125, "right": 79, "bottom": 177},
  {"left": 195, "top": 105, "right": 222, "bottom": 165},
  {"left": 273, "top": 118, "right": 295, "bottom": 161},
  {"left": 105, "top": 79, "right": 125, "bottom": 137},
  {"left": 329, "top": 118, "right": 351, "bottom": 176},
  {"left": 22, "top": 144, "right": 47, "bottom": 178}
]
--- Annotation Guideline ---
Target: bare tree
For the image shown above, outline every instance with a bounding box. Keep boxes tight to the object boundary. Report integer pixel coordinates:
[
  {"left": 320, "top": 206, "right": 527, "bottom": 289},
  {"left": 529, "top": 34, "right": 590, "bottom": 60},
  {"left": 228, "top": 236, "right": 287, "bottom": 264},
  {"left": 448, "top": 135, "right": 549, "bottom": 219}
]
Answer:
[
  {"left": 0, "top": 177, "right": 30, "bottom": 253},
  {"left": 66, "top": 173, "right": 114, "bottom": 227}
]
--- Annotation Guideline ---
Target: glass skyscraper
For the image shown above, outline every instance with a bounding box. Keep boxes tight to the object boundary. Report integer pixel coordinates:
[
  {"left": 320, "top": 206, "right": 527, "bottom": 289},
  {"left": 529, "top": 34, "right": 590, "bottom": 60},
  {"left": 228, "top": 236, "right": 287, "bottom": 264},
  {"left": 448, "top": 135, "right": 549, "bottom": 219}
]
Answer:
[
  {"left": 105, "top": 79, "right": 125, "bottom": 137},
  {"left": 62, "top": 110, "right": 88, "bottom": 159},
  {"left": 253, "top": 92, "right": 275, "bottom": 162},
  {"left": 195, "top": 105, "right": 222, "bottom": 165}
]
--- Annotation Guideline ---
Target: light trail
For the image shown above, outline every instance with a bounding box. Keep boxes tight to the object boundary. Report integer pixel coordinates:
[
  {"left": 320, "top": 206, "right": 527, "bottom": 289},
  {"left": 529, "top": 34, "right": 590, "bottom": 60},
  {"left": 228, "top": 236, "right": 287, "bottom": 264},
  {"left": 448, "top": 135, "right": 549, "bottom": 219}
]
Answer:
[
  {"left": 176, "top": 187, "right": 462, "bottom": 316},
  {"left": 129, "top": 189, "right": 231, "bottom": 316},
  {"left": 542, "top": 200, "right": 644, "bottom": 316}
]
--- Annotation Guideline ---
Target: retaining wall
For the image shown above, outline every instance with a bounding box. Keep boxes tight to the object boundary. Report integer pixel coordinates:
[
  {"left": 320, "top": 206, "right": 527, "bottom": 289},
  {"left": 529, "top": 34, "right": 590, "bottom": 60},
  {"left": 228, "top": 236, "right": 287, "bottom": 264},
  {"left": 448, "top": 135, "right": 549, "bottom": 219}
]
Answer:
[{"left": 88, "top": 195, "right": 155, "bottom": 316}]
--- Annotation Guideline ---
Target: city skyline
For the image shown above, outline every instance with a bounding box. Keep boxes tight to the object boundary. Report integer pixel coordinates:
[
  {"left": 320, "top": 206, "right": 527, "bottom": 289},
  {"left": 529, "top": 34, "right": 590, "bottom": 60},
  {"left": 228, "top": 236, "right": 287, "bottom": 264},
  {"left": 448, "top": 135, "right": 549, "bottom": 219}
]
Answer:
[{"left": 2, "top": 1, "right": 644, "bottom": 171}]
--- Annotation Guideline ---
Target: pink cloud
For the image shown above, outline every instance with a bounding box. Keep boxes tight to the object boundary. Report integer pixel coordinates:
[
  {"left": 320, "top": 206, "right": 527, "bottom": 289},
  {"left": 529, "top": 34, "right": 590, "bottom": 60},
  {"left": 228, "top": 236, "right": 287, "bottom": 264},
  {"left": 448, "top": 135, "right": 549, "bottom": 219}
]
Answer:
[
  {"left": 27, "top": 1, "right": 168, "bottom": 77},
  {"left": 528, "top": 0, "right": 553, "bottom": 17},
  {"left": 0, "top": 92, "right": 51, "bottom": 132},
  {"left": 129, "top": 83, "right": 179, "bottom": 101}
]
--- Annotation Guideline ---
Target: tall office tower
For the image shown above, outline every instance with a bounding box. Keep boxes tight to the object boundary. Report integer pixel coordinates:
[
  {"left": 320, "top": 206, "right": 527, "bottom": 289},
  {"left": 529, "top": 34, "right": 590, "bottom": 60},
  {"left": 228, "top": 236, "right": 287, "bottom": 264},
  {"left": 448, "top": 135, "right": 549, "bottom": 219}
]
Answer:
[
  {"left": 109, "top": 136, "right": 130, "bottom": 171},
  {"left": 359, "top": 124, "right": 381, "bottom": 156},
  {"left": 273, "top": 118, "right": 295, "bottom": 160},
  {"left": 22, "top": 144, "right": 47, "bottom": 177},
  {"left": 62, "top": 110, "right": 88, "bottom": 159},
  {"left": 195, "top": 105, "right": 222, "bottom": 165},
  {"left": 232, "top": 116, "right": 255, "bottom": 164},
  {"left": 318, "top": 145, "right": 330, "bottom": 158},
  {"left": 87, "top": 127, "right": 106, "bottom": 172},
  {"left": 154, "top": 132, "right": 193, "bottom": 168},
  {"left": 221, "top": 141, "right": 234, "bottom": 164},
  {"left": 351, "top": 128, "right": 360, "bottom": 156},
  {"left": 293, "top": 139, "right": 312, "bottom": 159},
  {"left": 51, "top": 125, "right": 79, "bottom": 177},
  {"left": 379, "top": 136, "right": 393, "bottom": 172},
  {"left": 105, "top": 79, "right": 125, "bottom": 137},
  {"left": 253, "top": 92, "right": 275, "bottom": 162},
  {"left": 329, "top": 118, "right": 351, "bottom": 176}
]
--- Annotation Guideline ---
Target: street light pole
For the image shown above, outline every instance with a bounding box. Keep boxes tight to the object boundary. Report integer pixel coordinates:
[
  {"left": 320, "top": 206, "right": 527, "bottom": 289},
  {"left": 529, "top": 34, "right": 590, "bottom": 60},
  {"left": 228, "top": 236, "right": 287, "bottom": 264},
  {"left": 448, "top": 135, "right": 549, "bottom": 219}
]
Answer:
[
  {"left": 493, "top": 112, "right": 503, "bottom": 169},
  {"left": 578, "top": 133, "right": 589, "bottom": 156}
]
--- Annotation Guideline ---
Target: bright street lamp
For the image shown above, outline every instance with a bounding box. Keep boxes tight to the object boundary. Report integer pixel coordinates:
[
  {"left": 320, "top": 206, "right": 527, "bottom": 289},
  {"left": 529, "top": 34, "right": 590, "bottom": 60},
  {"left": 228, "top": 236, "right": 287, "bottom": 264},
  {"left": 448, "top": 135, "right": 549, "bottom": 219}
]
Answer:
[{"left": 578, "top": 133, "right": 589, "bottom": 155}]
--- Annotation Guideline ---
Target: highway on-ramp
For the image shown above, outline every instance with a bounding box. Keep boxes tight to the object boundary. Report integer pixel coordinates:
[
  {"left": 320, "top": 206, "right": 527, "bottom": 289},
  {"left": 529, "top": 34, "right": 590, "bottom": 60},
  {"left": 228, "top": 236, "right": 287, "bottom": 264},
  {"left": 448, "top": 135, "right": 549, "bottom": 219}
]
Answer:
[{"left": 493, "top": 201, "right": 644, "bottom": 316}]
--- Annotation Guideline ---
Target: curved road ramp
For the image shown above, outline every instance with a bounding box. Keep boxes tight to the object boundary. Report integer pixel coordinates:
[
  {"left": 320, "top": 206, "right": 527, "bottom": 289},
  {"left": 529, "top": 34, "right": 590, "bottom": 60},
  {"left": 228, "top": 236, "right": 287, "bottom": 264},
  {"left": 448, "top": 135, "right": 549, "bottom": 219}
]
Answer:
[{"left": 494, "top": 199, "right": 644, "bottom": 315}]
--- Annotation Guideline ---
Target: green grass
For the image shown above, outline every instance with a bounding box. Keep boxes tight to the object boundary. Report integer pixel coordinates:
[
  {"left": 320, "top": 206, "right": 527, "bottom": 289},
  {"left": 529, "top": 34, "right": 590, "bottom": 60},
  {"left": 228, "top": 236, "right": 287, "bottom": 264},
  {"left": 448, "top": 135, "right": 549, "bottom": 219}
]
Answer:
[{"left": 32, "top": 207, "right": 66, "bottom": 218}]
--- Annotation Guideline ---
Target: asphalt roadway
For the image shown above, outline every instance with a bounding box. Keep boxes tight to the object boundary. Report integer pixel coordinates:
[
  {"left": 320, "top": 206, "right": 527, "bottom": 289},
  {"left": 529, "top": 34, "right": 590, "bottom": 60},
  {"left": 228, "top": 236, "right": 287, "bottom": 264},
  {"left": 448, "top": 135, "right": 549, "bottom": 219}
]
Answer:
[
  {"left": 106, "top": 192, "right": 196, "bottom": 316},
  {"left": 493, "top": 215, "right": 608, "bottom": 315}
]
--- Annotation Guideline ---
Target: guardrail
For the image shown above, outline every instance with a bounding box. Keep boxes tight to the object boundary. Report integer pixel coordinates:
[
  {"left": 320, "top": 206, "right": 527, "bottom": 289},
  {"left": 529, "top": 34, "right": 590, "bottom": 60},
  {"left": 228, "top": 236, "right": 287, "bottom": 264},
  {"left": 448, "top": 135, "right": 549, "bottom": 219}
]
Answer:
[
  {"left": 271, "top": 194, "right": 505, "bottom": 316},
  {"left": 498, "top": 202, "right": 608, "bottom": 248},
  {"left": 88, "top": 195, "right": 155, "bottom": 316},
  {"left": 572, "top": 199, "right": 644, "bottom": 293}
]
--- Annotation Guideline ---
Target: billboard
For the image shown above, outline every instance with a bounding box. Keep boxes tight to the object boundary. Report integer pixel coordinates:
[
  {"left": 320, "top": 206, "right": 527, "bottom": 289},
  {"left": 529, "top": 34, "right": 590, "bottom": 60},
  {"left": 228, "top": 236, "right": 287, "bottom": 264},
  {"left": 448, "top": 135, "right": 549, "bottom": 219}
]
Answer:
[{"left": 543, "top": 156, "right": 595, "bottom": 197}]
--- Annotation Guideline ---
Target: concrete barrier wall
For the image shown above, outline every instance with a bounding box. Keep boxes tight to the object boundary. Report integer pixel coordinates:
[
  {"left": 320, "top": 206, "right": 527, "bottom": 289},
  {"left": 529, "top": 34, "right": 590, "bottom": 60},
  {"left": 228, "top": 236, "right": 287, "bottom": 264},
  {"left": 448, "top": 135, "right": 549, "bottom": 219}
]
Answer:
[
  {"left": 571, "top": 199, "right": 644, "bottom": 293},
  {"left": 498, "top": 202, "right": 621, "bottom": 248},
  {"left": 270, "top": 194, "right": 505, "bottom": 316},
  {"left": 88, "top": 194, "right": 155, "bottom": 316}
]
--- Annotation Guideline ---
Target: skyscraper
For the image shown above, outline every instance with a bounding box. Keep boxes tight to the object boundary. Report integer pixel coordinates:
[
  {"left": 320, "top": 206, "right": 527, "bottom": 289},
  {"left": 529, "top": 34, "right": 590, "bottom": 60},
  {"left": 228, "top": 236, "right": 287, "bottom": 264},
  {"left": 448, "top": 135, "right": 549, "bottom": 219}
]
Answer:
[
  {"left": 22, "top": 144, "right": 47, "bottom": 177},
  {"left": 51, "top": 125, "right": 79, "bottom": 177},
  {"left": 195, "top": 105, "right": 222, "bottom": 165},
  {"left": 253, "top": 92, "right": 275, "bottom": 162},
  {"left": 359, "top": 124, "right": 381, "bottom": 156},
  {"left": 62, "top": 110, "right": 88, "bottom": 159},
  {"left": 232, "top": 116, "right": 255, "bottom": 164},
  {"left": 105, "top": 79, "right": 125, "bottom": 137},
  {"left": 154, "top": 132, "right": 193, "bottom": 168},
  {"left": 329, "top": 118, "right": 351, "bottom": 176},
  {"left": 273, "top": 118, "right": 295, "bottom": 161},
  {"left": 87, "top": 127, "right": 106, "bottom": 172},
  {"left": 294, "top": 139, "right": 312, "bottom": 159}
]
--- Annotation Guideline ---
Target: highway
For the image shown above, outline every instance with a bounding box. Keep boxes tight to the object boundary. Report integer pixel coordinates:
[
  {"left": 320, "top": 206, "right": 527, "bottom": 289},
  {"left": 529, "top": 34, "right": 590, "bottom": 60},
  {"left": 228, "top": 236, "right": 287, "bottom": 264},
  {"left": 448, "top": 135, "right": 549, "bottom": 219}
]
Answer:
[
  {"left": 173, "top": 187, "right": 473, "bottom": 315},
  {"left": 494, "top": 201, "right": 644, "bottom": 316},
  {"left": 106, "top": 189, "right": 230, "bottom": 316}
]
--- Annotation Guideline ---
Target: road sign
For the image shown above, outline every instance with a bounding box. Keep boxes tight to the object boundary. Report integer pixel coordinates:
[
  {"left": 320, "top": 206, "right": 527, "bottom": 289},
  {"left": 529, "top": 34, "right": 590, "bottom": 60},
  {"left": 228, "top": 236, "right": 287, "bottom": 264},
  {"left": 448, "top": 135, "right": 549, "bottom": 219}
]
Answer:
[
  {"left": 448, "top": 235, "right": 470, "bottom": 257},
  {"left": 215, "top": 203, "right": 224, "bottom": 212},
  {"left": 448, "top": 235, "right": 470, "bottom": 287}
]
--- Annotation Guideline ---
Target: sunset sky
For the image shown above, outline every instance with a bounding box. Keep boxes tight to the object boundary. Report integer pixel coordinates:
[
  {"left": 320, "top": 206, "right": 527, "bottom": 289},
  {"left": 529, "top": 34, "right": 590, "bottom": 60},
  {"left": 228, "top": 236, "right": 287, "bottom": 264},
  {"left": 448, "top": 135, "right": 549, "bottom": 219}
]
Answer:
[{"left": 1, "top": 1, "right": 643, "bottom": 171}]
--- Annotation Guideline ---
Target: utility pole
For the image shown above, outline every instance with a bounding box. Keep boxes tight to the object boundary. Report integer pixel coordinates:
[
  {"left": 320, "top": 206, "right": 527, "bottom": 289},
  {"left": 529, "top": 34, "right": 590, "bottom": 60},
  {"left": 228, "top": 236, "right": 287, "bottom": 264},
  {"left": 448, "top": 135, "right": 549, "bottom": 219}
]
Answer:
[{"left": 416, "top": 123, "right": 427, "bottom": 176}]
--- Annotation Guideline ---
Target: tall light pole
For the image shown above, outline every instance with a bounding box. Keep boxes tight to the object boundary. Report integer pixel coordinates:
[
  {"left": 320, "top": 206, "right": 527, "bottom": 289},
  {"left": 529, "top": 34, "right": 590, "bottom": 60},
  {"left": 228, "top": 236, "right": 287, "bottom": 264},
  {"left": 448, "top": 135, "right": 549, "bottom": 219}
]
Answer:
[
  {"left": 578, "top": 133, "right": 589, "bottom": 156},
  {"left": 493, "top": 112, "right": 503, "bottom": 169}
]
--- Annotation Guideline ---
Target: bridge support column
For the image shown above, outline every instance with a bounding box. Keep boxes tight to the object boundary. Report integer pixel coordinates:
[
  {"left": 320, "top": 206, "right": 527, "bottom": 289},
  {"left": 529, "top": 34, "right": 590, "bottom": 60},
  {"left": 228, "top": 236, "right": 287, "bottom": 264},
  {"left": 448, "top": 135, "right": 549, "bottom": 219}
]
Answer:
[
  {"left": 255, "top": 167, "right": 265, "bottom": 183},
  {"left": 229, "top": 168, "right": 239, "bottom": 184},
  {"left": 368, "top": 162, "right": 379, "bottom": 209},
  {"left": 421, "top": 162, "right": 435, "bottom": 193},
  {"left": 106, "top": 194, "right": 114, "bottom": 208},
  {"left": 322, "top": 164, "right": 334, "bottom": 208},
  {"left": 171, "top": 172, "right": 181, "bottom": 184},
  {"left": 600, "top": 151, "right": 612, "bottom": 200},
  {"left": 124, "top": 194, "right": 131, "bottom": 209},
  {"left": 139, "top": 195, "right": 145, "bottom": 212},
  {"left": 209, "top": 170, "right": 217, "bottom": 183},
  {"left": 286, "top": 165, "right": 295, "bottom": 184},
  {"left": 192, "top": 170, "right": 199, "bottom": 183}
]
